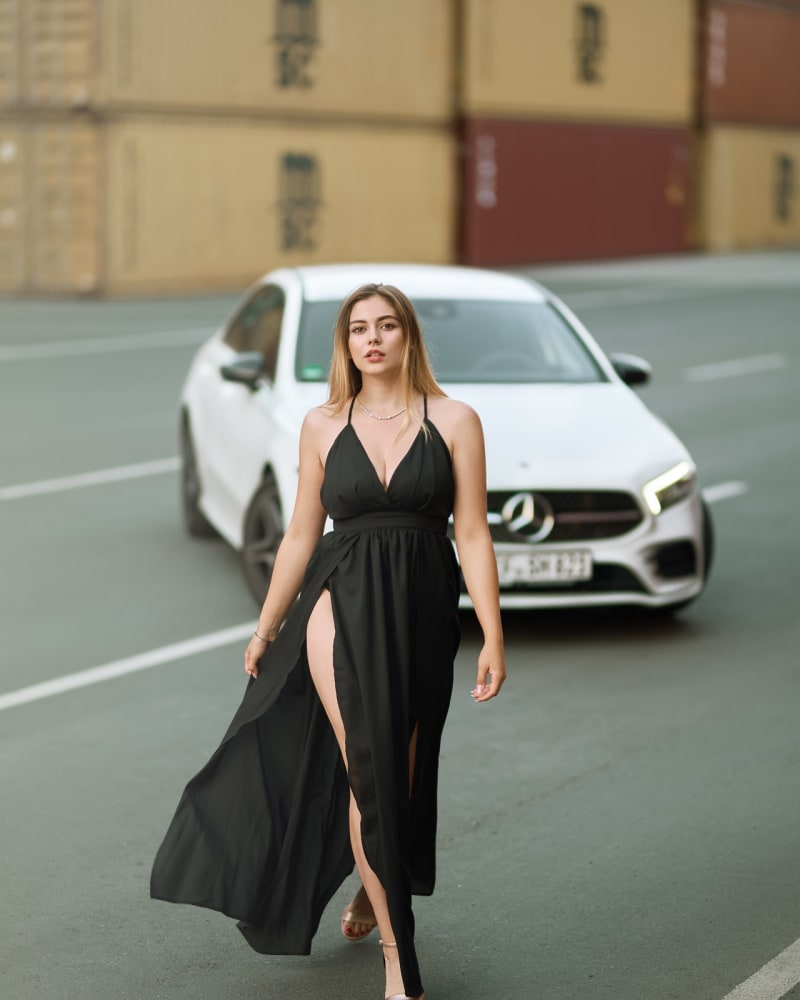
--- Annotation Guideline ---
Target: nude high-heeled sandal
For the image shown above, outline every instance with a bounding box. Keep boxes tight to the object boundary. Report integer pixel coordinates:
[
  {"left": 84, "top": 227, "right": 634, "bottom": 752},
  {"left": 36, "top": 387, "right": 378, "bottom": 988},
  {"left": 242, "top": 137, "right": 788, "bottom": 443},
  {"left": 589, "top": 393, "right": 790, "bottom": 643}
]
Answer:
[
  {"left": 340, "top": 899, "right": 378, "bottom": 941},
  {"left": 379, "top": 940, "right": 425, "bottom": 1000}
]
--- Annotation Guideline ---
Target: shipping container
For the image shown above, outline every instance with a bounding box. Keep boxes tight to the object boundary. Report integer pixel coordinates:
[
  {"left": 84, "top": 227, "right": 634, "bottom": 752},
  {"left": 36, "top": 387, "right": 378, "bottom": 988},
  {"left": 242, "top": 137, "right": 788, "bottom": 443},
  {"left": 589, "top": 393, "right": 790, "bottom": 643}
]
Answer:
[
  {"left": 21, "top": 0, "right": 454, "bottom": 122},
  {"left": 27, "top": 119, "right": 101, "bottom": 293},
  {"left": 461, "top": 0, "right": 694, "bottom": 125},
  {"left": 0, "top": 121, "right": 26, "bottom": 293},
  {"left": 0, "top": 0, "right": 22, "bottom": 106},
  {"left": 701, "top": 1, "right": 800, "bottom": 127},
  {"left": 460, "top": 118, "right": 691, "bottom": 266},
  {"left": 18, "top": 116, "right": 455, "bottom": 296},
  {"left": 695, "top": 125, "right": 800, "bottom": 251}
]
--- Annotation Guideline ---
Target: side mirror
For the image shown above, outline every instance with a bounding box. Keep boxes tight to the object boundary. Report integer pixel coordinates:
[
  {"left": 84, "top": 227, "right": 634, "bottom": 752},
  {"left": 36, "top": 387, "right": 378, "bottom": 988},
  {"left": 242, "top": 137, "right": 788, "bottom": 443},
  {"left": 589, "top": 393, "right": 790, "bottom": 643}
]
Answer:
[
  {"left": 220, "top": 351, "right": 265, "bottom": 390},
  {"left": 608, "top": 352, "right": 652, "bottom": 387}
]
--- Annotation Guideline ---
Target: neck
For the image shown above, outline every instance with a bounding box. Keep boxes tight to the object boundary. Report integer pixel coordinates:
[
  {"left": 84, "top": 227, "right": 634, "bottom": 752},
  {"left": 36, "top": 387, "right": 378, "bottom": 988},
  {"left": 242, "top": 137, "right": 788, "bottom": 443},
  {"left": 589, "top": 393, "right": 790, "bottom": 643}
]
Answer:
[{"left": 357, "top": 375, "right": 406, "bottom": 409}]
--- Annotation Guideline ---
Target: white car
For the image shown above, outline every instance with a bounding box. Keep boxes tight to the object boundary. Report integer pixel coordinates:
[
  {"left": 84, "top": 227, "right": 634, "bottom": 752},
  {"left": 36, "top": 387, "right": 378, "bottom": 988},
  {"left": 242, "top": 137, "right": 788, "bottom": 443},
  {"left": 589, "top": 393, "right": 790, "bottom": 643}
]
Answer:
[{"left": 180, "top": 263, "right": 712, "bottom": 611}]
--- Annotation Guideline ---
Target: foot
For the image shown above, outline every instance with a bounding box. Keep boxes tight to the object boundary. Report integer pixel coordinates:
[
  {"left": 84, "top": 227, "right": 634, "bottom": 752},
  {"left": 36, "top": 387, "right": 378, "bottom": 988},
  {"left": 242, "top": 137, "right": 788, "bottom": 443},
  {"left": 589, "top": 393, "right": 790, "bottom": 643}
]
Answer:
[{"left": 340, "top": 885, "right": 377, "bottom": 941}]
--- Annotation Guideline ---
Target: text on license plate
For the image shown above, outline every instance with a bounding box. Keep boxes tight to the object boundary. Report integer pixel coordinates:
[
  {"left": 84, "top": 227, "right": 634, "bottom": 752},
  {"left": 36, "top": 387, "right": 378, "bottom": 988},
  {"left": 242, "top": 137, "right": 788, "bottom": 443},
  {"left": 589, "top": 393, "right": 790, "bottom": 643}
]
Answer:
[{"left": 496, "top": 549, "right": 593, "bottom": 585}]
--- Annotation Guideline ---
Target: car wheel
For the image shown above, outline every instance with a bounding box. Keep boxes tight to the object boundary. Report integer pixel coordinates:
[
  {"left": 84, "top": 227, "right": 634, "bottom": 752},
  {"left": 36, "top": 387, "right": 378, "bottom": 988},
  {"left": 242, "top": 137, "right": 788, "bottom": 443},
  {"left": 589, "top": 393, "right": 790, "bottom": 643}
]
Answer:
[
  {"left": 242, "top": 473, "right": 284, "bottom": 604},
  {"left": 180, "top": 416, "right": 216, "bottom": 538},
  {"left": 700, "top": 498, "right": 714, "bottom": 578}
]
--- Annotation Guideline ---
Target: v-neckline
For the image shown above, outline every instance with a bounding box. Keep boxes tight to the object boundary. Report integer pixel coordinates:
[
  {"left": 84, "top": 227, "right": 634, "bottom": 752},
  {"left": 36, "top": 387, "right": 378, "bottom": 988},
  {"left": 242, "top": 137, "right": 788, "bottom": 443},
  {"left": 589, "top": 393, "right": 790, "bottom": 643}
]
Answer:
[{"left": 348, "top": 423, "right": 423, "bottom": 493}]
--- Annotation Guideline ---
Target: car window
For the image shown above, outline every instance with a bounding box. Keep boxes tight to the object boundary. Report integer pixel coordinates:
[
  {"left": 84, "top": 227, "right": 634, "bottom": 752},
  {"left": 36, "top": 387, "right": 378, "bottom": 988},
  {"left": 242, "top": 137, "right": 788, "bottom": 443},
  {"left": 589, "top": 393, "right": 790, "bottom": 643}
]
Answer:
[
  {"left": 224, "top": 284, "right": 285, "bottom": 381},
  {"left": 295, "top": 299, "right": 606, "bottom": 384}
]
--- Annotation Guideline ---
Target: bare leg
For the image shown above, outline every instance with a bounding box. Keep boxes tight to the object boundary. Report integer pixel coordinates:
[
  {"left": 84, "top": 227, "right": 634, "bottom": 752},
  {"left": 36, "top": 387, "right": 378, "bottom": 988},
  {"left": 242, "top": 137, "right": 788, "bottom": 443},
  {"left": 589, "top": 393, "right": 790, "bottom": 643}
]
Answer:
[
  {"left": 307, "top": 590, "right": 417, "bottom": 998},
  {"left": 342, "top": 723, "right": 418, "bottom": 940}
]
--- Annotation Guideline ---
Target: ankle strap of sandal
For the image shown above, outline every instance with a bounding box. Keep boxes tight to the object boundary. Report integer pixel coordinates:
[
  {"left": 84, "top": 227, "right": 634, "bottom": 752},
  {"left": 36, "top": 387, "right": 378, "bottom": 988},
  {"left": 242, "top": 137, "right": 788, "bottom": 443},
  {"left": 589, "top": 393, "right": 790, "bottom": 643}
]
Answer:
[{"left": 379, "top": 939, "right": 398, "bottom": 947}]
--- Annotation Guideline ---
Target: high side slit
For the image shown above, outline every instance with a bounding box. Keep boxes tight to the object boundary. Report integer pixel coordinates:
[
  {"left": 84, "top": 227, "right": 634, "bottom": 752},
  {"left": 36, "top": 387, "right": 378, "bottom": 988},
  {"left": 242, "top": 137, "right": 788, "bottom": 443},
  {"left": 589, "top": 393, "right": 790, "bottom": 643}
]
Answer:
[{"left": 150, "top": 398, "right": 461, "bottom": 997}]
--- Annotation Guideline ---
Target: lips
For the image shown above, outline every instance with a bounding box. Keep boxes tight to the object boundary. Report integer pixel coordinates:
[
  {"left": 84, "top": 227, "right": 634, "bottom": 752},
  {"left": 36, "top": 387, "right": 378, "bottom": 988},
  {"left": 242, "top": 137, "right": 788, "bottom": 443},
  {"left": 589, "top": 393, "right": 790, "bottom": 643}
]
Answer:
[{"left": 365, "top": 351, "right": 385, "bottom": 360}]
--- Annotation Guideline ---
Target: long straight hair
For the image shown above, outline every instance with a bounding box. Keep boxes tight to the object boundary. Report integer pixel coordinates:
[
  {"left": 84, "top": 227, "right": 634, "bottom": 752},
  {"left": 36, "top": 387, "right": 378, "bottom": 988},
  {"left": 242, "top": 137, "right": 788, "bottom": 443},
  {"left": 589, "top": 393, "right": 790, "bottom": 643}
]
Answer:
[{"left": 325, "top": 283, "right": 446, "bottom": 435}]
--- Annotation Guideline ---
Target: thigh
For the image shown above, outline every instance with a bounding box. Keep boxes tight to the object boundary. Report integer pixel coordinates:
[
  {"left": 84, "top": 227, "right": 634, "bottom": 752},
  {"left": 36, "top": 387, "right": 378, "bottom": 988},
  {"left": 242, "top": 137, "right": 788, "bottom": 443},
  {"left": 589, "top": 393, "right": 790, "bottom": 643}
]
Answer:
[{"left": 306, "top": 588, "right": 348, "bottom": 767}]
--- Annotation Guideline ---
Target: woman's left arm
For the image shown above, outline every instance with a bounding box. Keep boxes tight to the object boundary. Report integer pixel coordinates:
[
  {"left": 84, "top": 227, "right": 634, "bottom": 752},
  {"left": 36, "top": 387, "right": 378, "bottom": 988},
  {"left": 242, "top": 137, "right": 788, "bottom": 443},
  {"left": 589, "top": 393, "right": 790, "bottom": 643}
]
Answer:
[{"left": 450, "top": 404, "right": 507, "bottom": 702}]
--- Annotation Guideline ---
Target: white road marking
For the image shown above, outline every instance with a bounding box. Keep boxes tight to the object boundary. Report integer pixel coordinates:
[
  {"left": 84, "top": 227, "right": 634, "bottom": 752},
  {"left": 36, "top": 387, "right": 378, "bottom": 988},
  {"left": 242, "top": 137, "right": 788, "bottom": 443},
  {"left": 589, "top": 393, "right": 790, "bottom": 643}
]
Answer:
[
  {"left": 0, "top": 478, "right": 751, "bottom": 711},
  {"left": 0, "top": 457, "right": 179, "bottom": 501},
  {"left": 0, "top": 326, "right": 213, "bottom": 361},
  {"left": 0, "top": 624, "right": 254, "bottom": 713},
  {"left": 719, "top": 936, "right": 800, "bottom": 1000},
  {"left": 685, "top": 354, "right": 787, "bottom": 382},
  {"left": 703, "top": 481, "right": 749, "bottom": 504}
]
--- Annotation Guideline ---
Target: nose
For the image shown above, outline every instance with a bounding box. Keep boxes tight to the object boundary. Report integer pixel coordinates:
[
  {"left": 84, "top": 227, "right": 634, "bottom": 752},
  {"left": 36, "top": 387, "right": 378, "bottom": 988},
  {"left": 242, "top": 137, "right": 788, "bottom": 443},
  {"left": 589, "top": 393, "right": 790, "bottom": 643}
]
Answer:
[{"left": 367, "top": 325, "right": 381, "bottom": 343}]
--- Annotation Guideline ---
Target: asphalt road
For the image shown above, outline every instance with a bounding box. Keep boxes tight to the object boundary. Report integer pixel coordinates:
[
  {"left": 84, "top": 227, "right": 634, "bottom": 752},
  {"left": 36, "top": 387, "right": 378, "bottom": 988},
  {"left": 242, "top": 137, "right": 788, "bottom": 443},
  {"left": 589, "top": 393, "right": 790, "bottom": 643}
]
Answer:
[{"left": 1, "top": 252, "right": 798, "bottom": 1000}]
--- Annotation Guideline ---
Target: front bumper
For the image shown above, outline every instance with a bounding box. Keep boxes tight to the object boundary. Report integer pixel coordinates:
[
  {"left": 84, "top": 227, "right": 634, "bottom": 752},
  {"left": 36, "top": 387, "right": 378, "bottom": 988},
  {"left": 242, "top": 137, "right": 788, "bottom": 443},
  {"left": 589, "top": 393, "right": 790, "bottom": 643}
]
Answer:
[{"left": 457, "top": 493, "right": 707, "bottom": 610}]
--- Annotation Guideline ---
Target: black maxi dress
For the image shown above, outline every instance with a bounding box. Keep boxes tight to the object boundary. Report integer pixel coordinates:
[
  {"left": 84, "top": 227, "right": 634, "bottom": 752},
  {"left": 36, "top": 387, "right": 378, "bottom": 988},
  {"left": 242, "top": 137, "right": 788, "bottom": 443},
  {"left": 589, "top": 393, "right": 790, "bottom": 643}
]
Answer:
[{"left": 150, "top": 398, "right": 461, "bottom": 998}]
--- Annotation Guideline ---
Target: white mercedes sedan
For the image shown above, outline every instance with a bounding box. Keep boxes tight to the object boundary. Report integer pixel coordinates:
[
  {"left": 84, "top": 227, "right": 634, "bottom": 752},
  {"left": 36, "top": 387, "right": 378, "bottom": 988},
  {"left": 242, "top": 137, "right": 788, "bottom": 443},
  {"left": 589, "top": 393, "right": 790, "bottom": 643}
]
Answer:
[{"left": 180, "top": 264, "right": 712, "bottom": 611}]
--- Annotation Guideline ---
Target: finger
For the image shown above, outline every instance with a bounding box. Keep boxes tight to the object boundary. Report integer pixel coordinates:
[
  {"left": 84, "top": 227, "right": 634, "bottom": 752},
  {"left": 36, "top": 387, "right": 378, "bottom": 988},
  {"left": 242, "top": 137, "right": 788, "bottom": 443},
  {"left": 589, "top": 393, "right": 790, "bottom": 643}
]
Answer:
[
  {"left": 471, "top": 670, "right": 489, "bottom": 700},
  {"left": 473, "top": 669, "right": 504, "bottom": 701},
  {"left": 471, "top": 661, "right": 489, "bottom": 697}
]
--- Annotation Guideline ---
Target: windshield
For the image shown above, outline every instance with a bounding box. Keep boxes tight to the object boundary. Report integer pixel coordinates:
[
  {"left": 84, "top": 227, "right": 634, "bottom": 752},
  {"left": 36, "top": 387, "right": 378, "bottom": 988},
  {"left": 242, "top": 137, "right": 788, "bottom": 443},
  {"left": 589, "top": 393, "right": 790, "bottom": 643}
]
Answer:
[{"left": 295, "top": 298, "right": 606, "bottom": 384}]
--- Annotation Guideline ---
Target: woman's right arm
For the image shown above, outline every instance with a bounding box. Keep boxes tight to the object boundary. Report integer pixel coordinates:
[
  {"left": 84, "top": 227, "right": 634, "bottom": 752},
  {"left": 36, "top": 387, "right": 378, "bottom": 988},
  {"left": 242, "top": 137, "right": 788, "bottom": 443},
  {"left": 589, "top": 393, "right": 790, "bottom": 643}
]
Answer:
[{"left": 245, "top": 411, "right": 328, "bottom": 677}]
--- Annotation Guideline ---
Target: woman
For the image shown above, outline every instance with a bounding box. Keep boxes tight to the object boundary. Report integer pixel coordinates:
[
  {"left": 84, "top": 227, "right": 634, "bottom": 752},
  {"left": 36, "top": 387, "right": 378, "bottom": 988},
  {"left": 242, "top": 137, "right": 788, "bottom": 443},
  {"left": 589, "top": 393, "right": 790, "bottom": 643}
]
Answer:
[{"left": 151, "top": 283, "right": 506, "bottom": 1000}]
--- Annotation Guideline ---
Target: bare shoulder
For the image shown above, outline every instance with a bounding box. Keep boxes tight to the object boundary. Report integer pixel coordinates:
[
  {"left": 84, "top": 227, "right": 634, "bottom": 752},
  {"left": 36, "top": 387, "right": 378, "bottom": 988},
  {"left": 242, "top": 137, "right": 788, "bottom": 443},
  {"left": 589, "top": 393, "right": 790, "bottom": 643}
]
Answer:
[
  {"left": 426, "top": 397, "right": 483, "bottom": 446},
  {"left": 303, "top": 403, "right": 349, "bottom": 458}
]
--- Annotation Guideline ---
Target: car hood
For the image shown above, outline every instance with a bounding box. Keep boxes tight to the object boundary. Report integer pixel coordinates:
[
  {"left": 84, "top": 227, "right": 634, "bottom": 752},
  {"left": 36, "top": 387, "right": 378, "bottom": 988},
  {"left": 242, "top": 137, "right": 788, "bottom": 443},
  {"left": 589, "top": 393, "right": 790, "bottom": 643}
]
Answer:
[{"left": 451, "top": 383, "right": 692, "bottom": 491}]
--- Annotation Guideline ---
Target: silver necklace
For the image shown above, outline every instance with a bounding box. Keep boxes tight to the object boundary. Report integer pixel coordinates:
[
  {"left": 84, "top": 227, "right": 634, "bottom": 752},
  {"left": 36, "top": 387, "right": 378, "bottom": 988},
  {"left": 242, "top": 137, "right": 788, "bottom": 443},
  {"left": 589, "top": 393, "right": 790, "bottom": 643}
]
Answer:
[{"left": 356, "top": 398, "right": 406, "bottom": 421}]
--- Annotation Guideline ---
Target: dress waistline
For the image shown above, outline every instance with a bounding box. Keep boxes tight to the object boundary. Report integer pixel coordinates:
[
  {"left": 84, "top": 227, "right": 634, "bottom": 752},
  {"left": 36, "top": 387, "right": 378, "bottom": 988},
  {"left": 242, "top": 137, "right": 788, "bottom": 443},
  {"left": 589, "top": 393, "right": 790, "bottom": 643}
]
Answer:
[{"left": 332, "top": 512, "right": 448, "bottom": 535}]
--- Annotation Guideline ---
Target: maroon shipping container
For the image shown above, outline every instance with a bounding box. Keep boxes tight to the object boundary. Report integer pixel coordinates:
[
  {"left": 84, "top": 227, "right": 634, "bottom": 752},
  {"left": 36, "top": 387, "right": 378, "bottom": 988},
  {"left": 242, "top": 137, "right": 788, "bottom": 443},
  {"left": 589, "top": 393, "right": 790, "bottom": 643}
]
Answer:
[
  {"left": 701, "top": 1, "right": 800, "bottom": 127},
  {"left": 460, "top": 119, "right": 691, "bottom": 266}
]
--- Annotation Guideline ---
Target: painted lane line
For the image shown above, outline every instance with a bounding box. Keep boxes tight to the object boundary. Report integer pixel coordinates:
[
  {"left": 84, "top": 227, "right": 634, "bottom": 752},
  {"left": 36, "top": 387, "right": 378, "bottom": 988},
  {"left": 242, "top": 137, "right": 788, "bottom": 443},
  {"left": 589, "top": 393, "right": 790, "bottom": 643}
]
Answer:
[
  {"left": 685, "top": 353, "right": 787, "bottom": 382},
  {"left": 0, "top": 457, "right": 179, "bottom": 501},
  {"left": 703, "top": 481, "right": 749, "bottom": 504},
  {"left": 0, "top": 624, "right": 254, "bottom": 713},
  {"left": 0, "top": 326, "right": 213, "bottom": 362},
  {"left": 719, "top": 936, "right": 800, "bottom": 1000}
]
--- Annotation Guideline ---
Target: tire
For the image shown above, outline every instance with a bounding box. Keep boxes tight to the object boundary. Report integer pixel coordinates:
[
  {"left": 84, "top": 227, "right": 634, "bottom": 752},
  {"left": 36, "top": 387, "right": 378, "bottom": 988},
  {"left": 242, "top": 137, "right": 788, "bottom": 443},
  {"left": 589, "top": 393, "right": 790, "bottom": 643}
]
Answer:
[
  {"left": 180, "top": 416, "right": 217, "bottom": 538},
  {"left": 242, "top": 473, "right": 284, "bottom": 605},
  {"left": 700, "top": 498, "right": 714, "bottom": 578}
]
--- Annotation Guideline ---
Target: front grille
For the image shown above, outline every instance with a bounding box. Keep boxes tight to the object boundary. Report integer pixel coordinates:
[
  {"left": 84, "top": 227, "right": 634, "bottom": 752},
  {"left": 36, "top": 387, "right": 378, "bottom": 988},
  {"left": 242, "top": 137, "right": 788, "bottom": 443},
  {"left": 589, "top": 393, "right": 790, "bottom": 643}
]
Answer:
[{"left": 487, "top": 490, "right": 642, "bottom": 543}]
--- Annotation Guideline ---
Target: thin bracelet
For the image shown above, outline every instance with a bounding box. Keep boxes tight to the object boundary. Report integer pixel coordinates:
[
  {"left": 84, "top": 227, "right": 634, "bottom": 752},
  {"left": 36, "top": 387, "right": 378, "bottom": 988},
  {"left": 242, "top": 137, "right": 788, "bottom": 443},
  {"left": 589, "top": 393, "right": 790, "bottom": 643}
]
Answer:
[{"left": 253, "top": 629, "right": 275, "bottom": 643}]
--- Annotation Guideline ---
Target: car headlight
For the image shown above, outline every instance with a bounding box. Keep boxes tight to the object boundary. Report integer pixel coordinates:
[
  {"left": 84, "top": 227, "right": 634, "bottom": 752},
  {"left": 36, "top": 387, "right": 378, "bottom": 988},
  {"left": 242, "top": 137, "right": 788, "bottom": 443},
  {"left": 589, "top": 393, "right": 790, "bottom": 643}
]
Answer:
[{"left": 642, "top": 461, "right": 696, "bottom": 515}]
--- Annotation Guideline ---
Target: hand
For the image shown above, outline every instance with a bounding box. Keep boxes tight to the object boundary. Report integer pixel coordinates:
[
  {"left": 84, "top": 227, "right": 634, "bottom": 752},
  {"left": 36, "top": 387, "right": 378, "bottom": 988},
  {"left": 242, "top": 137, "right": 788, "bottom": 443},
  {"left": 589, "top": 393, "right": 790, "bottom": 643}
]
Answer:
[
  {"left": 471, "top": 641, "right": 506, "bottom": 702},
  {"left": 244, "top": 632, "right": 273, "bottom": 679}
]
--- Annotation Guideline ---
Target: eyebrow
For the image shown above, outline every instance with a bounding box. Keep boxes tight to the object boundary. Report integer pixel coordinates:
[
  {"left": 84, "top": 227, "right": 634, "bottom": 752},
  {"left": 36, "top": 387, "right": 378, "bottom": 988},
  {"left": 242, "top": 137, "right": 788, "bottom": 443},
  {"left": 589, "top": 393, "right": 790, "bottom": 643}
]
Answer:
[{"left": 349, "top": 314, "right": 398, "bottom": 326}]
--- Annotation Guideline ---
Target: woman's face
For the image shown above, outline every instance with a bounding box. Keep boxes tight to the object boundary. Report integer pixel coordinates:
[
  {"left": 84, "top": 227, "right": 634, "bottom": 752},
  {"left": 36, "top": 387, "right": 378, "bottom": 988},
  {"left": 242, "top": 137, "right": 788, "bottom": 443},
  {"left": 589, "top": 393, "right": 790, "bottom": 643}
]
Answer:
[{"left": 347, "top": 295, "right": 405, "bottom": 377}]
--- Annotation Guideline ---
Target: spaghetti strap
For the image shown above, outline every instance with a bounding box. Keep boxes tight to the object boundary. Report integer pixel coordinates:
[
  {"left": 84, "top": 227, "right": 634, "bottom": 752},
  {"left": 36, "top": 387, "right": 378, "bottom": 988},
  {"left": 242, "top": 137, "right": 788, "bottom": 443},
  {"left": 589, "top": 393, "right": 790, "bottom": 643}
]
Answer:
[
  {"left": 347, "top": 397, "right": 357, "bottom": 424},
  {"left": 423, "top": 395, "right": 428, "bottom": 420}
]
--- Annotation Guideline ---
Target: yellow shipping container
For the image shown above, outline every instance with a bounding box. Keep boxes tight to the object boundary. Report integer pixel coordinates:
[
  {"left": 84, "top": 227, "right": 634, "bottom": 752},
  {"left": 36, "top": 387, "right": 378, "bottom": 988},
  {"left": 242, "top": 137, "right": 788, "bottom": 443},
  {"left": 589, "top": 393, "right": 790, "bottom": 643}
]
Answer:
[
  {"left": 21, "top": 116, "right": 455, "bottom": 296},
  {"left": 27, "top": 119, "right": 101, "bottom": 292},
  {"left": 461, "top": 0, "right": 694, "bottom": 125},
  {"left": 0, "top": 0, "right": 22, "bottom": 106},
  {"left": 22, "top": 0, "right": 454, "bottom": 122},
  {"left": 0, "top": 122, "right": 26, "bottom": 294},
  {"left": 696, "top": 125, "right": 800, "bottom": 251}
]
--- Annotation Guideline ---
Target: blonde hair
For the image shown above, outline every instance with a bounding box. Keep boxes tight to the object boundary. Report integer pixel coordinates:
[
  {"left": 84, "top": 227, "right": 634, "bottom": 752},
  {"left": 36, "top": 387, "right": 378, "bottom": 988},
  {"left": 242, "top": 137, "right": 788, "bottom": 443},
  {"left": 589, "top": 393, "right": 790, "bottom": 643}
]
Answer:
[{"left": 325, "top": 283, "right": 446, "bottom": 434}]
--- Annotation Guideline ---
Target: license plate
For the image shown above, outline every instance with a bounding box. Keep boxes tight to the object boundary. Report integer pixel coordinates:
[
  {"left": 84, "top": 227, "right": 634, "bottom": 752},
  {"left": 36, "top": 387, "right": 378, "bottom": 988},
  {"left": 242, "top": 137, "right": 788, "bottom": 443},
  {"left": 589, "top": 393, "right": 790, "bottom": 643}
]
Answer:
[{"left": 496, "top": 549, "right": 593, "bottom": 585}]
